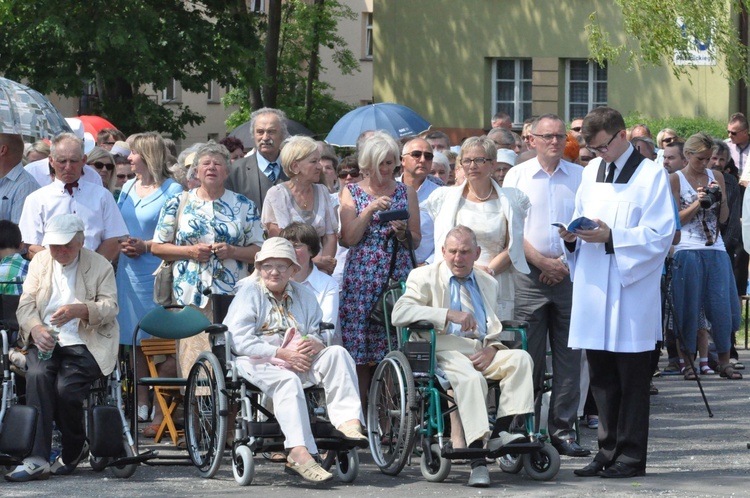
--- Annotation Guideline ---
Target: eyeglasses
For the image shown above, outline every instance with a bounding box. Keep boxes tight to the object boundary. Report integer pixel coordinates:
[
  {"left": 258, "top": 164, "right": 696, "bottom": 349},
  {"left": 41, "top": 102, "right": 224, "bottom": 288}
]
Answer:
[
  {"left": 662, "top": 137, "right": 677, "bottom": 145},
  {"left": 460, "top": 157, "right": 490, "bottom": 167},
  {"left": 91, "top": 161, "right": 114, "bottom": 171},
  {"left": 531, "top": 133, "right": 567, "bottom": 143},
  {"left": 101, "top": 141, "right": 116, "bottom": 146},
  {"left": 337, "top": 169, "right": 360, "bottom": 179},
  {"left": 260, "top": 263, "right": 291, "bottom": 274},
  {"left": 728, "top": 129, "right": 746, "bottom": 136},
  {"left": 570, "top": 126, "right": 582, "bottom": 132},
  {"left": 403, "top": 150, "right": 434, "bottom": 161},
  {"left": 522, "top": 135, "right": 531, "bottom": 142},
  {"left": 587, "top": 130, "right": 622, "bottom": 154},
  {"left": 116, "top": 173, "right": 136, "bottom": 180}
]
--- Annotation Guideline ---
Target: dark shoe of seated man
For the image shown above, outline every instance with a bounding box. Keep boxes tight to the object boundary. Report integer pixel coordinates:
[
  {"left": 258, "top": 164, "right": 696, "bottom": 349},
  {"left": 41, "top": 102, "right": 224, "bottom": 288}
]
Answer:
[
  {"left": 551, "top": 435, "right": 591, "bottom": 457},
  {"left": 467, "top": 439, "right": 490, "bottom": 487},
  {"left": 50, "top": 440, "right": 90, "bottom": 476}
]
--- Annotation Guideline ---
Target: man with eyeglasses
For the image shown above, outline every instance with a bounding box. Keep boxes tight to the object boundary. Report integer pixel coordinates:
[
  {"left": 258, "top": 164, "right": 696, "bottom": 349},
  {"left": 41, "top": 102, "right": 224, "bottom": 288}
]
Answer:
[
  {"left": 399, "top": 138, "right": 440, "bottom": 264},
  {"left": 726, "top": 112, "right": 750, "bottom": 185},
  {"left": 502, "top": 113, "right": 587, "bottom": 458},
  {"left": 561, "top": 107, "right": 674, "bottom": 479}
]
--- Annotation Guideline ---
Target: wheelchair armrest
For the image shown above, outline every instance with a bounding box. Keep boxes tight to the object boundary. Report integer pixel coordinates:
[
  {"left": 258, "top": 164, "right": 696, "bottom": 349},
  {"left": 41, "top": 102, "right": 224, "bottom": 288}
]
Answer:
[
  {"left": 408, "top": 320, "right": 434, "bottom": 331},
  {"left": 205, "top": 324, "right": 228, "bottom": 335},
  {"left": 501, "top": 320, "right": 529, "bottom": 330},
  {"left": 319, "top": 322, "right": 334, "bottom": 331}
]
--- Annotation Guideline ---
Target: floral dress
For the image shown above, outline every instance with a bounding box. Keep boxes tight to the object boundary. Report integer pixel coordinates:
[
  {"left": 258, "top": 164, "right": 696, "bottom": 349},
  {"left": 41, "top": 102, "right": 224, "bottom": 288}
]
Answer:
[{"left": 340, "top": 182, "right": 413, "bottom": 364}]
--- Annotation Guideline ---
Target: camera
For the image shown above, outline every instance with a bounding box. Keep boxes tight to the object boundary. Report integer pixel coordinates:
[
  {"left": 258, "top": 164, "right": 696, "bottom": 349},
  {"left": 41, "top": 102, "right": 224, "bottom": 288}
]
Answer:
[
  {"left": 378, "top": 208, "right": 409, "bottom": 222},
  {"left": 699, "top": 185, "right": 722, "bottom": 209}
]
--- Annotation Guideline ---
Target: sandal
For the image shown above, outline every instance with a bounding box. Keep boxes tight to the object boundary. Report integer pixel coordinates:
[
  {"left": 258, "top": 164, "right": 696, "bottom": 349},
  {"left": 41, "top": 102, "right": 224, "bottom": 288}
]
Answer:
[
  {"left": 700, "top": 364, "right": 715, "bottom": 375},
  {"left": 263, "top": 451, "right": 287, "bottom": 463},
  {"left": 681, "top": 367, "right": 697, "bottom": 381},
  {"left": 142, "top": 424, "right": 161, "bottom": 438},
  {"left": 337, "top": 423, "right": 367, "bottom": 442},
  {"left": 719, "top": 364, "right": 743, "bottom": 380},
  {"left": 284, "top": 456, "right": 333, "bottom": 483}
]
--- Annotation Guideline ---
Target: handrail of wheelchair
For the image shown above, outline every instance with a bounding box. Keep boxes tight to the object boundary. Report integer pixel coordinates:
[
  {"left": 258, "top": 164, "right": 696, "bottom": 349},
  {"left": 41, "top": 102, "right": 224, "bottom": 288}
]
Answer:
[{"left": 1, "top": 329, "right": 10, "bottom": 380}]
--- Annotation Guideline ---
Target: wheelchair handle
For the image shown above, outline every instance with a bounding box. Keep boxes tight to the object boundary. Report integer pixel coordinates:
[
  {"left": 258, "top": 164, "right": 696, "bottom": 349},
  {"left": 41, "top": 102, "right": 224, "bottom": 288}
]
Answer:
[
  {"left": 408, "top": 320, "right": 434, "bottom": 331},
  {"left": 205, "top": 324, "right": 228, "bottom": 335},
  {"left": 319, "top": 322, "right": 335, "bottom": 331}
]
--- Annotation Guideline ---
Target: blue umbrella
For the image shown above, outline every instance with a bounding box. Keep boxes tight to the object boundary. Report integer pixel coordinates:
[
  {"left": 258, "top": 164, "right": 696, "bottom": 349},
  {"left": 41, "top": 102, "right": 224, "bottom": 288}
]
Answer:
[{"left": 325, "top": 103, "right": 430, "bottom": 147}]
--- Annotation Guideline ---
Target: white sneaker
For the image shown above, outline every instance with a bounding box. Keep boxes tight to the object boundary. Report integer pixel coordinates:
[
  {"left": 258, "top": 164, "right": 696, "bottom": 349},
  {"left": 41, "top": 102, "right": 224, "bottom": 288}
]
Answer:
[
  {"left": 50, "top": 441, "right": 89, "bottom": 476},
  {"left": 137, "top": 404, "right": 150, "bottom": 422},
  {"left": 5, "top": 457, "right": 50, "bottom": 482}
]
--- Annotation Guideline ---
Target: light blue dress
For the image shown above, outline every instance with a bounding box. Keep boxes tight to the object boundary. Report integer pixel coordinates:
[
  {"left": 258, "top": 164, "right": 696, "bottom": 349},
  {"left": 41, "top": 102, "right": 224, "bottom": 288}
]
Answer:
[{"left": 116, "top": 178, "right": 183, "bottom": 345}]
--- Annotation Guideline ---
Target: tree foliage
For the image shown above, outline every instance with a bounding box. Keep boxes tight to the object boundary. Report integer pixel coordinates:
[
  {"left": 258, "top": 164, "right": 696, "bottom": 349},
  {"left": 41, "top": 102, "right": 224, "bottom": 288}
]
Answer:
[{"left": 587, "top": 0, "right": 749, "bottom": 82}]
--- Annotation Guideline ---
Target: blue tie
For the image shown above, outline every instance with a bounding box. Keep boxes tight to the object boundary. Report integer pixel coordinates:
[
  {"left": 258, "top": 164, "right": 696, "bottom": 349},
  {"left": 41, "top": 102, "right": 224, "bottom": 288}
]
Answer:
[{"left": 267, "top": 162, "right": 278, "bottom": 184}]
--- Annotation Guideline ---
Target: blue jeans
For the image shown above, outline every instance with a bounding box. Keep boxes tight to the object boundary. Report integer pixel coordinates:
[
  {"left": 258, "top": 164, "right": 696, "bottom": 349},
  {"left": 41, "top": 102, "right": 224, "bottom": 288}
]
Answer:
[{"left": 671, "top": 249, "right": 740, "bottom": 354}]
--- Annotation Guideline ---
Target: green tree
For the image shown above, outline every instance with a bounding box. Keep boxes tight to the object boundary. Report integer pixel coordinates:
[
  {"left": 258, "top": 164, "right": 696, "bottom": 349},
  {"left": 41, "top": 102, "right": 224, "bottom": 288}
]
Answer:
[{"left": 587, "top": 0, "right": 749, "bottom": 82}]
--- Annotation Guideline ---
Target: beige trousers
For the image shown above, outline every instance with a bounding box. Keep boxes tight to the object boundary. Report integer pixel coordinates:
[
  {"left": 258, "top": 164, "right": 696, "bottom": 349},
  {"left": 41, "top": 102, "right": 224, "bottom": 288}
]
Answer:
[{"left": 430, "top": 334, "right": 535, "bottom": 445}]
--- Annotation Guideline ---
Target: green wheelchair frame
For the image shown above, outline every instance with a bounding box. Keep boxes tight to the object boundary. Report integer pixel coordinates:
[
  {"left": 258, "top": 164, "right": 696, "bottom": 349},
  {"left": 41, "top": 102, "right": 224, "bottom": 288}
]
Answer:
[{"left": 366, "top": 283, "right": 560, "bottom": 482}]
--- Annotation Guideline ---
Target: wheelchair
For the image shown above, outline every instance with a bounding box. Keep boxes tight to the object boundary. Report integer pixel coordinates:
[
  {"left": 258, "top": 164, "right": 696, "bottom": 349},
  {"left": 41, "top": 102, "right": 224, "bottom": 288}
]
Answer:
[
  {"left": 366, "top": 285, "right": 560, "bottom": 482},
  {"left": 182, "top": 294, "right": 365, "bottom": 486}
]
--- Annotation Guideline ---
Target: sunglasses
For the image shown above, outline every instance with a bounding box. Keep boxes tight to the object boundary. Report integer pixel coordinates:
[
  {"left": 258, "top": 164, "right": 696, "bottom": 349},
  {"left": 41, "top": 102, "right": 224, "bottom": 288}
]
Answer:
[
  {"left": 570, "top": 126, "right": 582, "bottom": 132},
  {"left": 662, "top": 136, "right": 677, "bottom": 145},
  {"left": 117, "top": 173, "right": 136, "bottom": 180},
  {"left": 91, "top": 161, "right": 114, "bottom": 171},
  {"left": 337, "top": 170, "right": 360, "bottom": 179},
  {"left": 728, "top": 129, "right": 746, "bottom": 136},
  {"left": 403, "top": 150, "right": 434, "bottom": 161}
]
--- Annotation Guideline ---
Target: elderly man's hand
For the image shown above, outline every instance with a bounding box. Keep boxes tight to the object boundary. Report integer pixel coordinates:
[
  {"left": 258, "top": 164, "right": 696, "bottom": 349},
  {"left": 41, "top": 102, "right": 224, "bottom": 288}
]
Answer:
[
  {"left": 469, "top": 346, "right": 497, "bottom": 372},
  {"left": 446, "top": 310, "right": 478, "bottom": 336},
  {"left": 31, "top": 325, "right": 56, "bottom": 352},
  {"left": 49, "top": 304, "right": 87, "bottom": 327}
]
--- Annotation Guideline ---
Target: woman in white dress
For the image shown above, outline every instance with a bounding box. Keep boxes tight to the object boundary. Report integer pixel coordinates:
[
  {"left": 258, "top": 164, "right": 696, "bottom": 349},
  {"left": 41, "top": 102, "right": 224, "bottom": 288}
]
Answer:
[{"left": 424, "top": 136, "right": 529, "bottom": 320}]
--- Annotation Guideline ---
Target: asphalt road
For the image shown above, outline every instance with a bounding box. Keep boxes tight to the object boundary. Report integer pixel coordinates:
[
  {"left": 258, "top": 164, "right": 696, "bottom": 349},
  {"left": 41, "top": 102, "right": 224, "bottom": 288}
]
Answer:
[{"left": 4, "top": 358, "right": 750, "bottom": 498}]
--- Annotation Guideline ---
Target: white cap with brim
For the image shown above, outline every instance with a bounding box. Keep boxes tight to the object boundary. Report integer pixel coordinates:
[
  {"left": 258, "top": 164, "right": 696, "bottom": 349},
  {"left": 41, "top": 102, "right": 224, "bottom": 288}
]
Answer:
[
  {"left": 496, "top": 149, "right": 518, "bottom": 166},
  {"left": 111, "top": 141, "right": 130, "bottom": 158},
  {"left": 42, "top": 213, "right": 85, "bottom": 246},
  {"left": 255, "top": 237, "right": 300, "bottom": 269}
]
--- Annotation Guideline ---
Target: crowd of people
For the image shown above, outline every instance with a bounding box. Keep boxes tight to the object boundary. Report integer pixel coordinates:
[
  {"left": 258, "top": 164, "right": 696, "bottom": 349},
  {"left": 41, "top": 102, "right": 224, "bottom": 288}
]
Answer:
[{"left": 0, "top": 104, "right": 747, "bottom": 485}]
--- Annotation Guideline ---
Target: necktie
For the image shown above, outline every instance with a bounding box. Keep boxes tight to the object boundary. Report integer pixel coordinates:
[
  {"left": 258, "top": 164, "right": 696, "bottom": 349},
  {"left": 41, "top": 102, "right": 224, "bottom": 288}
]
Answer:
[
  {"left": 267, "top": 162, "right": 278, "bottom": 184},
  {"left": 64, "top": 181, "right": 79, "bottom": 195},
  {"left": 604, "top": 163, "right": 616, "bottom": 183}
]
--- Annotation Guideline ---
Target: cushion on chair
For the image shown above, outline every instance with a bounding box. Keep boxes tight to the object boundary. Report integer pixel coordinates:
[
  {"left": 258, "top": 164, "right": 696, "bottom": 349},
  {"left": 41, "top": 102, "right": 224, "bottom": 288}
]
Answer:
[
  {"left": 137, "top": 306, "right": 211, "bottom": 340},
  {"left": 138, "top": 377, "right": 187, "bottom": 387}
]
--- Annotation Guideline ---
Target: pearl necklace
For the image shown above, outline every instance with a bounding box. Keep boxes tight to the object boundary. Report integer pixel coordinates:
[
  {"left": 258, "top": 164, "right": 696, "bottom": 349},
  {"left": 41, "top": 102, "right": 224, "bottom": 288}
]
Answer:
[{"left": 468, "top": 184, "right": 493, "bottom": 202}]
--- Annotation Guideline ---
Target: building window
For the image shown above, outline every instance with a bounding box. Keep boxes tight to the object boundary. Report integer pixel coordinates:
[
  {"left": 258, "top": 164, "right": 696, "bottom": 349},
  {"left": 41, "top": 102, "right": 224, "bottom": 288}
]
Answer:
[
  {"left": 162, "top": 78, "right": 177, "bottom": 103},
  {"left": 251, "top": 0, "right": 264, "bottom": 13},
  {"left": 566, "top": 60, "right": 607, "bottom": 121},
  {"left": 207, "top": 80, "right": 219, "bottom": 103},
  {"left": 492, "top": 59, "right": 532, "bottom": 126},
  {"left": 365, "top": 13, "right": 373, "bottom": 59}
]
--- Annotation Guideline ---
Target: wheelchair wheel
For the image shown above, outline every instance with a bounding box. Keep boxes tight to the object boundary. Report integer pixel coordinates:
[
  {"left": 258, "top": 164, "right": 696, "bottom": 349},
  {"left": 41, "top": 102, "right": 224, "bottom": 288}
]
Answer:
[
  {"left": 321, "top": 448, "right": 359, "bottom": 483},
  {"left": 496, "top": 453, "right": 523, "bottom": 474},
  {"left": 522, "top": 444, "right": 560, "bottom": 481},
  {"left": 232, "top": 445, "right": 255, "bottom": 486},
  {"left": 185, "top": 352, "right": 228, "bottom": 479},
  {"left": 89, "top": 455, "right": 110, "bottom": 472},
  {"left": 367, "top": 351, "right": 416, "bottom": 476},
  {"left": 110, "top": 440, "right": 137, "bottom": 479},
  {"left": 419, "top": 443, "right": 451, "bottom": 482}
]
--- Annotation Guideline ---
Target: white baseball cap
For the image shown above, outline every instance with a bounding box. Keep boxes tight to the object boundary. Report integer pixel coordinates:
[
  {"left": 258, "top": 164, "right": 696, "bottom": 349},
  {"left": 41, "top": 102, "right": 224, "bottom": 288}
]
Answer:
[
  {"left": 42, "top": 213, "right": 85, "bottom": 246},
  {"left": 255, "top": 237, "right": 300, "bottom": 269}
]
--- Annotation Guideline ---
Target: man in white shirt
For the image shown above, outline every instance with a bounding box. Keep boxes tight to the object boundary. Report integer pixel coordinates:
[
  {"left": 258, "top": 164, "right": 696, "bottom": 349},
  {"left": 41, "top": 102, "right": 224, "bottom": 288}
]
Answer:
[
  {"left": 503, "top": 113, "right": 587, "bottom": 457},
  {"left": 19, "top": 133, "right": 127, "bottom": 261},
  {"left": 400, "top": 138, "right": 441, "bottom": 264},
  {"left": 727, "top": 112, "right": 750, "bottom": 185}
]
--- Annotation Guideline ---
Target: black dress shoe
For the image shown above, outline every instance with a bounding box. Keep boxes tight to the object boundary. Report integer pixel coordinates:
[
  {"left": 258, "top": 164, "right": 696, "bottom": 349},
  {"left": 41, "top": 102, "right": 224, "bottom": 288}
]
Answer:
[
  {"left": 573, "top": 460, "right": 606, "bottom": 477},
  {"left": 551, "top": 438, "right": 591, "bottom": 457},
  {"left": 598, "top": 461, "right": 646, "bottom": 478}
]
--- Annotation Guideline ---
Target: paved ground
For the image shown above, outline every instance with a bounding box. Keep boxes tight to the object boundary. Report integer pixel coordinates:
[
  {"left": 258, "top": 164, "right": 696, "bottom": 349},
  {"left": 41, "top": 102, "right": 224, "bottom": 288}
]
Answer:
[{"left": 4, "top": 357, "right": 750, "bottom": 497}]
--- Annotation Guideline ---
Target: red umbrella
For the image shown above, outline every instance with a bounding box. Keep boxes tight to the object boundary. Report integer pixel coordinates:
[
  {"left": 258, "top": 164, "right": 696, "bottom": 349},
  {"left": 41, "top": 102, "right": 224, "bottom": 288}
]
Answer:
[{"left": 76, "top": 115, "right": 117, "bottom": 136}]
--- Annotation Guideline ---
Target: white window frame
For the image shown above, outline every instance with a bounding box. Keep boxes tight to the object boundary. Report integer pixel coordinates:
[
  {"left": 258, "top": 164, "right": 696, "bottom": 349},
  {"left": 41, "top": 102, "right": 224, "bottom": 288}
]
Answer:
[
  {"left": 251, "top": 0, "right": 264, "bottom": 14},
  {"left": 162, "top": 78, "right": 177, "bottom": 103},
  {"left": 207, "top": 80, "right": 219, "bottom": 103},
  {"left": 491, "top": 58, "right": 532, "bottom": 127},
  {"left": 565, "top": 59, "right": 607, "bottom": 122},
  {"left": 365, "top": 13, "right": 373, "bottom": 59}
]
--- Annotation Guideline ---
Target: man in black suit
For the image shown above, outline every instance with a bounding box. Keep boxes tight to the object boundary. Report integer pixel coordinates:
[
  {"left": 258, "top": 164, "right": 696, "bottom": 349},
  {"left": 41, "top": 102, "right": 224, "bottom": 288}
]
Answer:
[{"left": 225, "top": 107, "right": 289, "bottom": 211}]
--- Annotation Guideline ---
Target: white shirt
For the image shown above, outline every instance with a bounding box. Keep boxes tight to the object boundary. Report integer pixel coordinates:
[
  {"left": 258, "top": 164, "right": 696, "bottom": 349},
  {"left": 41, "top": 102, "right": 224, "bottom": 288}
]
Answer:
[
  {"left": 42, "top": 256, "right": 83, "bottom": 346},
  {"left": 24, "top": 159, "right": 103, "bottom": 188},
  {"left": 398, "top": 176, "right": 441, "bottom": 264},
  {"left": 503, "top": 157, "right": 583, "bottom": 259},
  {"left": 19, "top": 178, "right": 128, "bottom": 250},
  {"left": 298, "top": 264, "right": 341, "bottom": 345}
]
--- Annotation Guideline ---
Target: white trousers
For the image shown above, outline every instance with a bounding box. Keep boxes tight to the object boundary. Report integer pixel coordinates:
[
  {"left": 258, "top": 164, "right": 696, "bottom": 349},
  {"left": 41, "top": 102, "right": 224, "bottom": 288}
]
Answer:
[
  {"left": 237, "top": 345, "right": 363, "bottom": 452},
  {"left": 431, "top": 334, "right": 535, "bottom": 445}
]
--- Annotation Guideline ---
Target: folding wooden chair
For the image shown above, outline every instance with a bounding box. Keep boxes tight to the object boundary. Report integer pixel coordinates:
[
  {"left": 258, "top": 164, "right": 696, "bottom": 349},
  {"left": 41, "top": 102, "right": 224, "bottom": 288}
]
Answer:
[{"left": 139, "top": 338, "right": 181, "bottom": 445}]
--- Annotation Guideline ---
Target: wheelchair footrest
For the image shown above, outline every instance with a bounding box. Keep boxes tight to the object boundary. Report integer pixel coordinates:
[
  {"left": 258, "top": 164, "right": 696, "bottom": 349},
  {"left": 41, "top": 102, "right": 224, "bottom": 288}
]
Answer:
[
  {"left": 0, "top": 452, "right": 23, "bottom": 466},
  {"left": 108, "top": 450, "right": 156, "bottom": 467},
  {"left": 248, "top": 421, "right": 283, "bottom": 438},
  {"left": 440, "top": 446, "right": 489, "bottom": 459},
  {"left": 486, "top": 440, "right": 544, "bottom": 458}
]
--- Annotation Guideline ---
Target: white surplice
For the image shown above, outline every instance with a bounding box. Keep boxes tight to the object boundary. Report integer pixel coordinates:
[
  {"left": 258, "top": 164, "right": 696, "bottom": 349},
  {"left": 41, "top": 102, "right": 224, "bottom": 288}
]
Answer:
[{"left": 564, "top": 151, "right": 675, "bottom": 353}]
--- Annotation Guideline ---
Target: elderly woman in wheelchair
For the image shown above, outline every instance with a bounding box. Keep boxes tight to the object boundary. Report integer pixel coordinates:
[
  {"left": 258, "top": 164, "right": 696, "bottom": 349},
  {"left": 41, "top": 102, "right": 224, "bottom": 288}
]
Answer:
[{"left": 222, "top": 237, "right": 365, "bottom": 483}]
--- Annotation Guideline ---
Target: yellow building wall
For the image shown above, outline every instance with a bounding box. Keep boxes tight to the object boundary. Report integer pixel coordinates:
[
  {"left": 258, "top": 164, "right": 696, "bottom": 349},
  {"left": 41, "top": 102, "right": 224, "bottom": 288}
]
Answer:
[{"left": 374, "top": 0, "right": 735, "bottom": 131}]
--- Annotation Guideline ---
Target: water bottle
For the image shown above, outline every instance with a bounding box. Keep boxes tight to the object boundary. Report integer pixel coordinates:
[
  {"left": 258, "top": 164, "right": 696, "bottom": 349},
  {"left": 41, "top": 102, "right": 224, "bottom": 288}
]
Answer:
[
  {"left": 49, "top": 423, "right": 62, "bottom": 463},
  {"left": 38, "top": 328, "right": 60, "bottom": 361}
]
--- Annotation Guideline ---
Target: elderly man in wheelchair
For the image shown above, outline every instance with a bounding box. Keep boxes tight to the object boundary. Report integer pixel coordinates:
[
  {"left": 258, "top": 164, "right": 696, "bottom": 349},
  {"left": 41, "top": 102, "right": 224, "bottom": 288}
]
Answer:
[
  {"left": 391, "top": 225, "right": 535, "bottom": 487},
  {"left": 6, "top": 214, "right": 119, "bottom": 482},
  {"left": 222, "top": 237, "right": 365, "bottom": 484}
]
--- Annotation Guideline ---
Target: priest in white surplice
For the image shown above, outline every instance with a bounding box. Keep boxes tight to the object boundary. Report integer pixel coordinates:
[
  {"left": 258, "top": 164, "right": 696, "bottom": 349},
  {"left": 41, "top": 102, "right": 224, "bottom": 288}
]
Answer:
[{"left": 559, "top": 107, "right": 675, "bottom": 479}]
